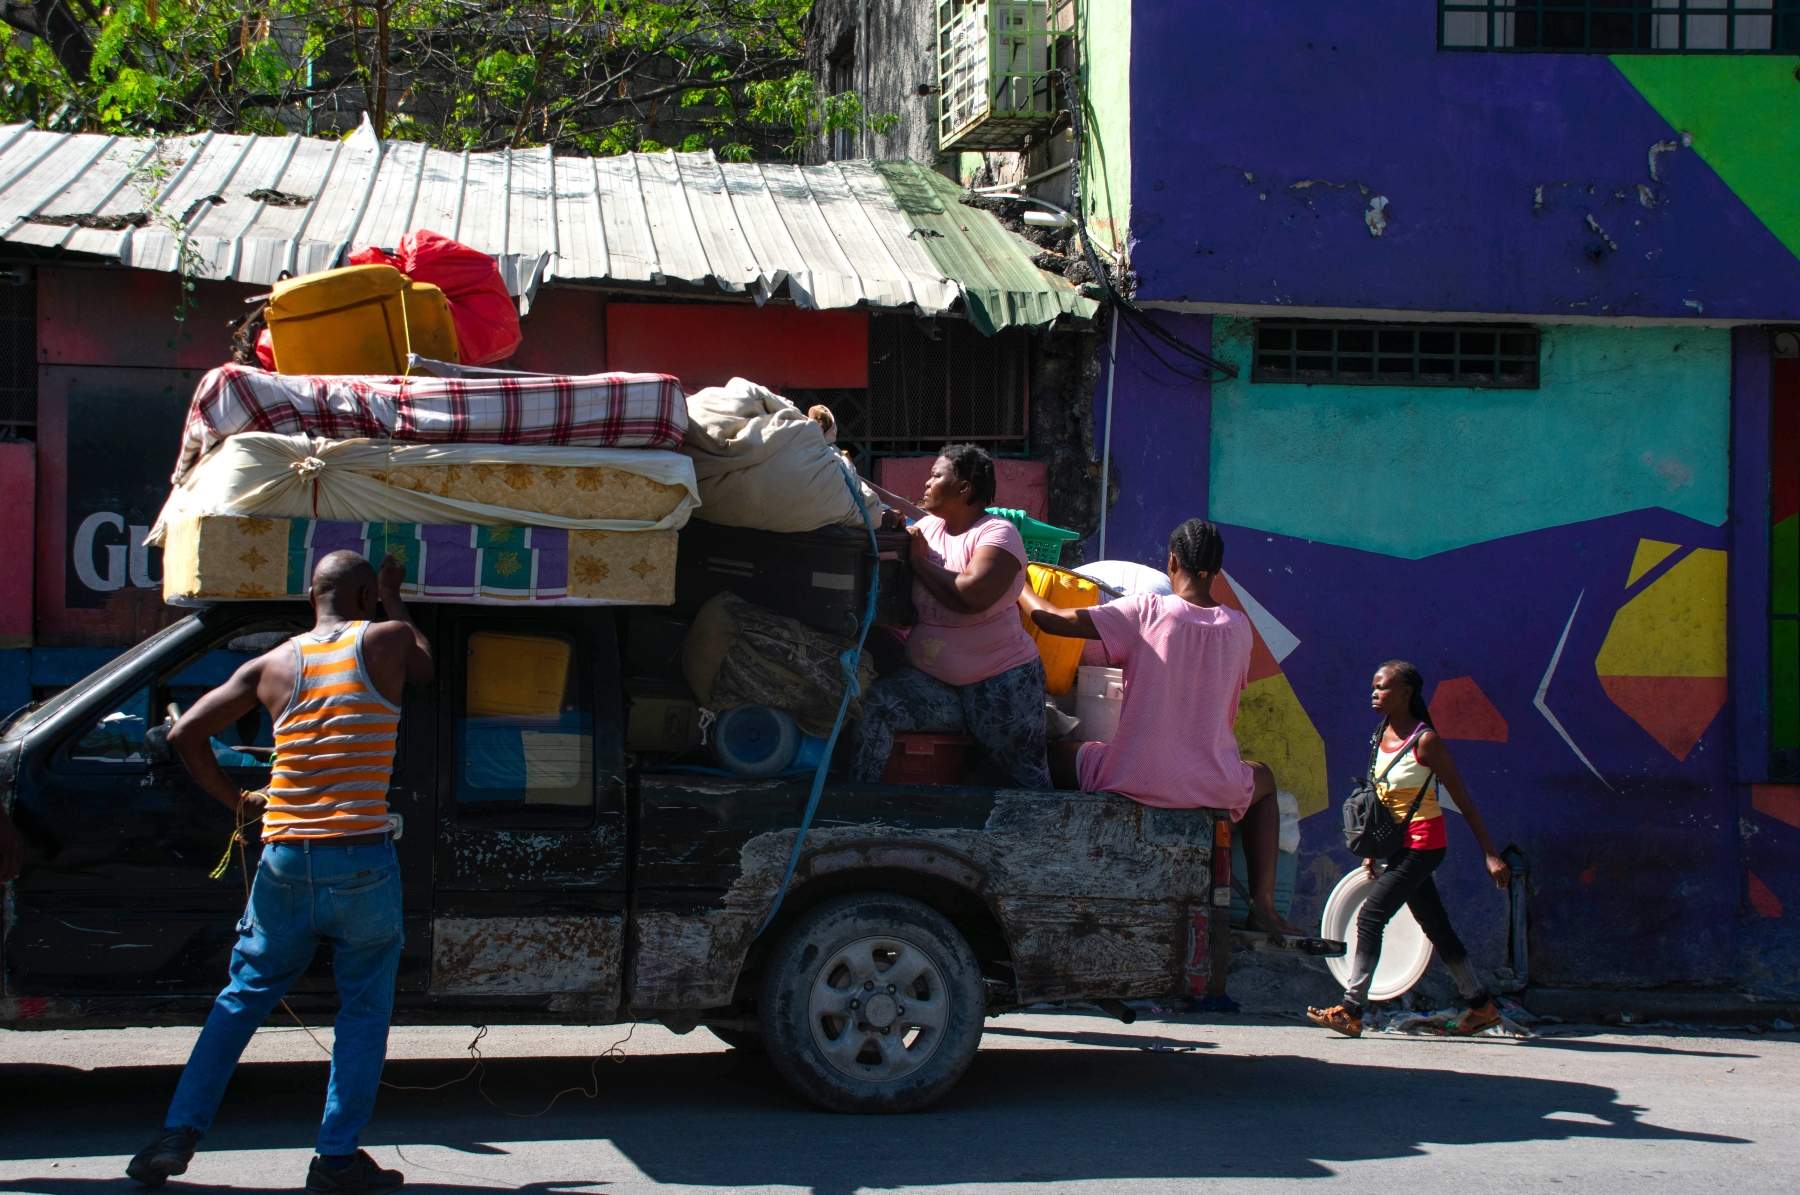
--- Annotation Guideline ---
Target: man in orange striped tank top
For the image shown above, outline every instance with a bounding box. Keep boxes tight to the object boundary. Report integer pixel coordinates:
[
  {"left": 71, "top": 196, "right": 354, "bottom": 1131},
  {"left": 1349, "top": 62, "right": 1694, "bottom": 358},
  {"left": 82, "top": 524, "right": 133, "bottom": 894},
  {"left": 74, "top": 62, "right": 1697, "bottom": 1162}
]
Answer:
[{"left": 129, "top": 552, "right": 432, "bottom": 1193}]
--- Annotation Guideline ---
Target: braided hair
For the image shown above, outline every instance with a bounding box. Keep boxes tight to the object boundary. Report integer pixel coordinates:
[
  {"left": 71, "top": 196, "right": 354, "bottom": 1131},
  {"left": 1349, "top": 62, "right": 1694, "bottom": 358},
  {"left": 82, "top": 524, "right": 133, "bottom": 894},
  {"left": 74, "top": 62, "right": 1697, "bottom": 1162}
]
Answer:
[
  {"left": 1378, "top": 658, "right": 1434, "bottom": 727},
  {"left": 938, "top": 442, "right": 998, "bottom": 509},
  {"left": 1168, "top": 518, "right": 1225, "bottom": 577}
]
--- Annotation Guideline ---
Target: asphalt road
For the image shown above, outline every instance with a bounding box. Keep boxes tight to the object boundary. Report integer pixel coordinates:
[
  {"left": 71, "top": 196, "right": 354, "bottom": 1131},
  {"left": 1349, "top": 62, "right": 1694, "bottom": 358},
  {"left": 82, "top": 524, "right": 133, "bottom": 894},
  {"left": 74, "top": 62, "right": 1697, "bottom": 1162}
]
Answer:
[{"left": 0, "top": 1013, "right": 1793, "bottom": 1194}]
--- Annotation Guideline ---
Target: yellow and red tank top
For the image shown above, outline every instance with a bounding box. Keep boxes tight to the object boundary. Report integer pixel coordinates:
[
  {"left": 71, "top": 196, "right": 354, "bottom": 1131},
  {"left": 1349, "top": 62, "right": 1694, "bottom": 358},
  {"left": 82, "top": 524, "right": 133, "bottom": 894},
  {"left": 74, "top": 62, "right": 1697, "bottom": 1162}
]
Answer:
[
  {"left": 1374, "top": 730, "right": 1448, "bottom": 851},
  {"left": 263, "top": 621, "right": 400, "bottom": 842}
]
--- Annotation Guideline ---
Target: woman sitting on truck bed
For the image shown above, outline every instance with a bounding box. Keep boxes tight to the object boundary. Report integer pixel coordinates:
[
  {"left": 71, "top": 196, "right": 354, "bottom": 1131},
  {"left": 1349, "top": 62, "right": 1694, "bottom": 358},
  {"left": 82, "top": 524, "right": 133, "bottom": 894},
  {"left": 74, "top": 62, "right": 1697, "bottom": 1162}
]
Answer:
[
  {"left": 851, "top": 444, "right": 1052, "bottom": 789},
  {"left": 1019, "top": 519, "right": 1302, "bottom": 935}
]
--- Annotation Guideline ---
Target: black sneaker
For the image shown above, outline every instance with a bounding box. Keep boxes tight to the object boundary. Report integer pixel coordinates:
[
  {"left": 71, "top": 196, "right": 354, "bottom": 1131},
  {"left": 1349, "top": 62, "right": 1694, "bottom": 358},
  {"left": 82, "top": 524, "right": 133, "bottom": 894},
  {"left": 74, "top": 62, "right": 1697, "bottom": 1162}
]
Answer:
[
  {"left": 306, "top": 1150, "right": 405, "bottom": 1193},
  {"left": 126, "top": 1127, "right": 200, "bottom": 1188}
]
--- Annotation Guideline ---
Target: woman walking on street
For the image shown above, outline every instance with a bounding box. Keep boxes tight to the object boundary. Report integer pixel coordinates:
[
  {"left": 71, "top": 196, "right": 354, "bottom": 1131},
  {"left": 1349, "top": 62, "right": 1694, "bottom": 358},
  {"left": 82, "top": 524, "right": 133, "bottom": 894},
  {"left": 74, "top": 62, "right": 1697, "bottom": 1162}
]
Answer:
[{"left": 1307, "top": 660, "right": 1510, "bottom": 1038}]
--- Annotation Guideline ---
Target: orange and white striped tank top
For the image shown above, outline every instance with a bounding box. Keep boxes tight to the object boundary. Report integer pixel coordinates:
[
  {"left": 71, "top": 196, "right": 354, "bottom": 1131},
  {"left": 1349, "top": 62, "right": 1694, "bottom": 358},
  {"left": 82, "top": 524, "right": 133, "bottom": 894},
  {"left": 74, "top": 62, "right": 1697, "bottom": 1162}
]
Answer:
[{"left": 264, "top": 621, "right": 400, "bottom": 841}]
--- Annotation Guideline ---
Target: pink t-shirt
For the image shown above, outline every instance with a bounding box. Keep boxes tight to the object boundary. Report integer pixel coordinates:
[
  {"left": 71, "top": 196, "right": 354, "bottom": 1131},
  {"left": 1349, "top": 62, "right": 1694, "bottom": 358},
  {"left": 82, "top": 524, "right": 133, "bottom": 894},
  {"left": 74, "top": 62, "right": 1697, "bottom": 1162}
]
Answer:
[
  {"left": 1076, "top": 594, "right": 1257, "bottom": 816},
  {"left": 907, "top": 514, "right": 1040, "bottom": 686}
]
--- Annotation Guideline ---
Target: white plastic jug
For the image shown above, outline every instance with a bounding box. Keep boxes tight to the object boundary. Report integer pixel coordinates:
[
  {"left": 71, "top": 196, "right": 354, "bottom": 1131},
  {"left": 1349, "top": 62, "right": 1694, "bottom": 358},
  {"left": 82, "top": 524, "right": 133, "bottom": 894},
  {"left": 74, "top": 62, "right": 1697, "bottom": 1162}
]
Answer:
[{"left": 1074, "top": 665, "right": 1126, "bottom": 743}]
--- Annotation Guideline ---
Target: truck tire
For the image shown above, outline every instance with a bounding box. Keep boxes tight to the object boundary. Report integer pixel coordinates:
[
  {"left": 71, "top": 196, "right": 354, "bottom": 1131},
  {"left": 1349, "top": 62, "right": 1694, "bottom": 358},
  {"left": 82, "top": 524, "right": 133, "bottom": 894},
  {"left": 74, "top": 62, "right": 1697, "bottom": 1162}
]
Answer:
[{"left": 758, "top": 892, "right": 985, "bottom": 1113}]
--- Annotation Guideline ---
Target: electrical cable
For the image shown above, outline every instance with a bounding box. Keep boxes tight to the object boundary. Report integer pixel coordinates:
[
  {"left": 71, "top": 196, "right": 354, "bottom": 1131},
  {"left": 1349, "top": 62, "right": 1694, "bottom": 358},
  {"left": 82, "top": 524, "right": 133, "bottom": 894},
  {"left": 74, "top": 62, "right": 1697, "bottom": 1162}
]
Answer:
[
  {"left": 1051, "top": 66, "right": 1237, "bottom": 384},
  {"left": 215, "top": 789, "right": 641, "bottom": 1118}
]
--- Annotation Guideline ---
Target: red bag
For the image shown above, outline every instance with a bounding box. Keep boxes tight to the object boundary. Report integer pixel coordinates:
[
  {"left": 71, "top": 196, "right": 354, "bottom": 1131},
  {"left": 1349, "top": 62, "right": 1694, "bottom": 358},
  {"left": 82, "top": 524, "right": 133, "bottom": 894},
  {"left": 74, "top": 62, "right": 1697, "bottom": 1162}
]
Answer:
[{"left": 348, "top": 230, "right": 522, "bottom": 365}]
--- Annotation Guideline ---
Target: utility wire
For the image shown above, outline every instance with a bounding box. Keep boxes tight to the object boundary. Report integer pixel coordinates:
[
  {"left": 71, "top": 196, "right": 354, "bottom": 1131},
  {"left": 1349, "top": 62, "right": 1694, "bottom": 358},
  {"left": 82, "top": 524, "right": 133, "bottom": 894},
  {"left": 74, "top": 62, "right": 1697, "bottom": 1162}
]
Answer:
[{"left": 1052, "top": 66, "right": 1237, "bottom": 384}]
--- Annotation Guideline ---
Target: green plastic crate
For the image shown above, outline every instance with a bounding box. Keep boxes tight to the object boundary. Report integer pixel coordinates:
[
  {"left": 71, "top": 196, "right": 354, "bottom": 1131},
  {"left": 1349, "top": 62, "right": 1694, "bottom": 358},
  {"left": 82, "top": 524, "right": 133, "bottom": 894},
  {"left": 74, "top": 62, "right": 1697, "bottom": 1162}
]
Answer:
[{"left": 987, "top": 507, "right": 1080, "bottom": 564}]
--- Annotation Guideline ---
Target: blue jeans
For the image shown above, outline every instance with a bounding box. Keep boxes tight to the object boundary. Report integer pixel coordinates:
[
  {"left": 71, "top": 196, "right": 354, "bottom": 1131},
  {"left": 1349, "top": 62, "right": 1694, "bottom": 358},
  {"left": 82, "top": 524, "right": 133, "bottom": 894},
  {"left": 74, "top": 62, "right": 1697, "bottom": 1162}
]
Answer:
[{"left": 166, "top": 839, "right": 403, "bottom": 1156}]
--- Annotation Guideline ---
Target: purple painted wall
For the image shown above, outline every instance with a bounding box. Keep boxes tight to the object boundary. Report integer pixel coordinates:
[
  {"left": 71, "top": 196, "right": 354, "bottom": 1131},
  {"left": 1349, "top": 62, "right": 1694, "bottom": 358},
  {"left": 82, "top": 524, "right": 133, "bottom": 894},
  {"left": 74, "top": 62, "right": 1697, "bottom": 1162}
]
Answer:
[
  {"left": 1082, "top": 1, "right": 1800, "bottom": 995},
  {"left": 1126, "top": 1, "right": 1800, "bottom": 320}
]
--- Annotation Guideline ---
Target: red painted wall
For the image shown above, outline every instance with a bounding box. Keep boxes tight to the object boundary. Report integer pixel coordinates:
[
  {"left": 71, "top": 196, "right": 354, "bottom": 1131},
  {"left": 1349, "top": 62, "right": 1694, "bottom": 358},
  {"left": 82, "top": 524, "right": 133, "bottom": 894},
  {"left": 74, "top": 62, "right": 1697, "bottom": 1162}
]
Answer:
[
  {"left": 876, "top": 455, "right": 1049, "bottom": 521},
  {"left": 37, "top": 267, "right": 262, "bottom": 370},
  {"left": 509, "top": 288, "right": 608, "bottom": 374},
  {"left": 606, "top": 304, "right": 868, "bottom": 391},
  {"left": 0, "top": 441, "right": 34, "bottom": 647}
]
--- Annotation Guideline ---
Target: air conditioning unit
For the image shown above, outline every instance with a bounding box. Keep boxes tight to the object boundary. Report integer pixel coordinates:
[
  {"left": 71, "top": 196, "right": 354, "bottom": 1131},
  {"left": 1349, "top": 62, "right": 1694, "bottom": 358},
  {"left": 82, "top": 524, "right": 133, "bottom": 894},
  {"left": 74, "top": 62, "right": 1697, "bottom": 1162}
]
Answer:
[{"left": 936, "top": 1, "right": 1066, "bottom": 153}]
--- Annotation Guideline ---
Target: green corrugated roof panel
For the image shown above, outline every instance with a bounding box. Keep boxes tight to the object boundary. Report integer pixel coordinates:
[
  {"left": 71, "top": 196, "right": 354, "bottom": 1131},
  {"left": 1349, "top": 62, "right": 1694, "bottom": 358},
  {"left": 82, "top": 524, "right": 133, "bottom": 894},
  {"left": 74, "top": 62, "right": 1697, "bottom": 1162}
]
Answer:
[{"left": 875, "top": 160, "right": 1098, "bottom": 335}]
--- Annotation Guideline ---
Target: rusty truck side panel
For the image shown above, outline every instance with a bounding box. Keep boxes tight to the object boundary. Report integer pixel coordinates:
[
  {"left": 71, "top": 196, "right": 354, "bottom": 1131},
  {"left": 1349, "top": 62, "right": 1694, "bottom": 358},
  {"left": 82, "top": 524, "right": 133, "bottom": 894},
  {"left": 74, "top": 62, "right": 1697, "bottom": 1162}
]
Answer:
[{"left": 629, "top": 778, "right": 1215, "bottom": 1014}]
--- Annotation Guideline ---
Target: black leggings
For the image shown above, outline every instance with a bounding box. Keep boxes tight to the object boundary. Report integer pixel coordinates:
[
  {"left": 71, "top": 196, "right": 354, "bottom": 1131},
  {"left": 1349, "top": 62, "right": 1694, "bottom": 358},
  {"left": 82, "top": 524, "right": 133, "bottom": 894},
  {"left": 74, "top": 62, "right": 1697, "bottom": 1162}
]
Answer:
[{"left": 1343, "top": 846, "right": 1486, "bottom": 1011}]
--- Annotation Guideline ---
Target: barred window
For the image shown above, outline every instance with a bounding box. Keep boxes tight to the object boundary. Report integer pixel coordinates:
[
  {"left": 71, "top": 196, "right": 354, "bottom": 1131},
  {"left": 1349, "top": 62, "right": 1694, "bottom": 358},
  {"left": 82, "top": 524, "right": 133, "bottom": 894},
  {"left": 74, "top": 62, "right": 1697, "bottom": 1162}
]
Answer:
[
  {"left": 1441, "top": 1, "right": 1800, "bottom": 51},
  {"left": 1253, "top": 322, "right": 1541, "bottom": 389},
  {"left": 797, "top": 316, "right": 1029, "bottom": 458}
]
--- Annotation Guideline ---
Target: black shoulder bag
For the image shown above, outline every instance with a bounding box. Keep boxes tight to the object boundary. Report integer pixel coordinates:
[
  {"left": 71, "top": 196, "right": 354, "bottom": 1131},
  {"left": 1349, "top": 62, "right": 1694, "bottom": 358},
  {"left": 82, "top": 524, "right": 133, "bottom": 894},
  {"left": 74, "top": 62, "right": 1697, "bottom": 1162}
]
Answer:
[{"left": 1341, "top": 723, "right": 1435, "bottom": 860}]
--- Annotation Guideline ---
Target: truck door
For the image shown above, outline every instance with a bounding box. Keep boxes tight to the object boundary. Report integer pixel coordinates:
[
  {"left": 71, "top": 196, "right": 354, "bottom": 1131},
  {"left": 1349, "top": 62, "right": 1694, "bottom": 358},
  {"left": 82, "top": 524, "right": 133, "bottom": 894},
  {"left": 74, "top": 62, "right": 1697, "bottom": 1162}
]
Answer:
[
  {"left": 3, "top": 607, "right": 432, "bottom": 1001},
  {"left": 5, "top": 601, "right": 441, "bottom": 1000},
  {"left": 428, "top": 607, "right": 627, "bottom": 1017}
]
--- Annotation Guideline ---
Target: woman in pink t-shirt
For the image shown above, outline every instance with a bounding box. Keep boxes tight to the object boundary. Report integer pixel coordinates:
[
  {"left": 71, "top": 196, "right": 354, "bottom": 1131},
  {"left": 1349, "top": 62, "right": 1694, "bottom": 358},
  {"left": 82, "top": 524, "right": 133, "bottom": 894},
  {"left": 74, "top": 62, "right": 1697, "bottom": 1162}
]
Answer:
[
  {"left": 1021, "top": 519, "right": 1300, "bottom": 935},
  {"left": 851, "top": 444, "right": 1051, "bottom": 788}
]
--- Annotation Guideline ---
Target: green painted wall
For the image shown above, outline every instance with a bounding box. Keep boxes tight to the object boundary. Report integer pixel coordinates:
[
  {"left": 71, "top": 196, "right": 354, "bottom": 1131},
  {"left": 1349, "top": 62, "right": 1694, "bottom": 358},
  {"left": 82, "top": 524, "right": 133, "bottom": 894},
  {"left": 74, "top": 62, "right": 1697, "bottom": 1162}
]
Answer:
[
  {"left": 1207, "top": 320, "right": 1731, "bottom": 559},
  {"left": 1613, "top": 55, "right": 1800, "bottom": 264},
  {"left": 1078, "top": 0, "right": 1130, "bottom": 255}
]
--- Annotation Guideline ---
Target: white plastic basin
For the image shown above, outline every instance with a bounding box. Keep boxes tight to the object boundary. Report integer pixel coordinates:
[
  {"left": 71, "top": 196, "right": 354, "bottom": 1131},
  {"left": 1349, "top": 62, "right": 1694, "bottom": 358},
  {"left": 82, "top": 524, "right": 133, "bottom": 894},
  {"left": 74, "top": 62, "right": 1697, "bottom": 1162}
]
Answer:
[{"left": 1321, "top": 866, "right": 1434, "bottom": 1003}]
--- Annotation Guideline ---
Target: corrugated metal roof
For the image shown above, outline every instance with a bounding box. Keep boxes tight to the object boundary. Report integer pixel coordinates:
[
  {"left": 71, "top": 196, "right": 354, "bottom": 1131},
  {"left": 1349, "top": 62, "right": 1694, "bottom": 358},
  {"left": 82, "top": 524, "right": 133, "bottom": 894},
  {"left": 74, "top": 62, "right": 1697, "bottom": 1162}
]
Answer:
[{"left": 0, "top": 122, "right": 1093, "bottom": 332}]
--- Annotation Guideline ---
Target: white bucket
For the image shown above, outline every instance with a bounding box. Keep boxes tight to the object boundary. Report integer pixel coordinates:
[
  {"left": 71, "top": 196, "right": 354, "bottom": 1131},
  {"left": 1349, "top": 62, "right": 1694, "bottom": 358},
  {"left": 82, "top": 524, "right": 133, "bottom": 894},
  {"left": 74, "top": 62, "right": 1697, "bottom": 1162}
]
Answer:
[{"left": 1074, "top": 665, "right": 1125, "bottom": 743}]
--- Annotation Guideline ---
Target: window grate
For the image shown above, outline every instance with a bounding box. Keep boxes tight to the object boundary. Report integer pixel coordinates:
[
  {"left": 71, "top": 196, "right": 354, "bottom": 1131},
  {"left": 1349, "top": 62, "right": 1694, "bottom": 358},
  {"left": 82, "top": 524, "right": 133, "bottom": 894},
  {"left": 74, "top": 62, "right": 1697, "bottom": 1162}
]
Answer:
[
  {"left": 0, "top": 279, "right": 36, "bottom": 431},
  {"left": 1252, "top": 321, "right": 1541, "bottom": 389},
  {"left": 812, "top": 317, "right": 1029, "bottom": 457},
  {"left": 1441, "top": 1, "right": 1800, "bottom": 52}
]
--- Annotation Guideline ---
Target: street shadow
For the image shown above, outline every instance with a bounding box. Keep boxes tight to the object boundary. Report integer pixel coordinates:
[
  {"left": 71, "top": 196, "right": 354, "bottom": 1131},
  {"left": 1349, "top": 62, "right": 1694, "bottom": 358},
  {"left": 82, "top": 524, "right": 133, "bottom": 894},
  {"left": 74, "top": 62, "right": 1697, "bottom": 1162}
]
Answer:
[
  {"left": 982, "top": 1024, "right": 1217, "bottom": 1052},
  {"left": 1509, "top": 1034, "right": 1761, "bottom": 1059},
  {"left": 0, "top": 1037, "right": 1753, "bottom": 1194}
]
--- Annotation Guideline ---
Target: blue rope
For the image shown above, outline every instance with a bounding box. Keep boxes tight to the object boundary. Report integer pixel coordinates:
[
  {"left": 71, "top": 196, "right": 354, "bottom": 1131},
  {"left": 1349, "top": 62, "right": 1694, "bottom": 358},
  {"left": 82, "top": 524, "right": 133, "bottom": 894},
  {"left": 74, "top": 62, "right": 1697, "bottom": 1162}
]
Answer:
[{"left": 756, "top": 464, "right": 881, "bottom": 936}]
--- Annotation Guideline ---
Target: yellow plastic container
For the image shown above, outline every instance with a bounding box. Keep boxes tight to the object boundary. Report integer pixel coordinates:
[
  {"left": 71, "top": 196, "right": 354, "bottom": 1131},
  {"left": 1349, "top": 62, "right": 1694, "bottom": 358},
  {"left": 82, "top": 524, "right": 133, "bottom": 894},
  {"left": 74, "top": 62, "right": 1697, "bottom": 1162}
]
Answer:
[
  {"left": 265, "top": 264, "right": 458, "bottom": 374},
  {"left": 467, "top": 631, "right": 572, "bottom": 717},
  {"left": 402, "top": 281, "right": 461, "bottom": 363},
  {"left": 1019, "top": 562, "right": 1101, "bottom": 696}
]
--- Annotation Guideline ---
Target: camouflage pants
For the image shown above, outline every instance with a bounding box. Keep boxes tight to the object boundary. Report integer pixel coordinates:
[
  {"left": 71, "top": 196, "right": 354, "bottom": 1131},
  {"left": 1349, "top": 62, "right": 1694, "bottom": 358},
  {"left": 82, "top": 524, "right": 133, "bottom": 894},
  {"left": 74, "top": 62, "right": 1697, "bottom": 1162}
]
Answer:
[{"left": 852, "top": 658, "right": 1051, "bottom": 789}]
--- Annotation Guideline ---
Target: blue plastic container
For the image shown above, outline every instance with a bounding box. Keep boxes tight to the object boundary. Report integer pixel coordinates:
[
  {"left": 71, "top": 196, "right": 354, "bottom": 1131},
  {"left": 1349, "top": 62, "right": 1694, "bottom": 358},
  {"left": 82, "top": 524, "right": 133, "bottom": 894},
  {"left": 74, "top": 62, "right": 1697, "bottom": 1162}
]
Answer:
[{"left": 712, "top": 706, "right": 799, "bottom": 778}]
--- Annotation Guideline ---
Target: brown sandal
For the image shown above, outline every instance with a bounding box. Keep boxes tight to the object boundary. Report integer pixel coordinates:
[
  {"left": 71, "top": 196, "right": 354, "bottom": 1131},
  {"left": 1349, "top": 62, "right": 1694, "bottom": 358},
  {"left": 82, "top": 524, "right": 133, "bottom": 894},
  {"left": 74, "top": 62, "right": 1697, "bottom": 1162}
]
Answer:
[
  {"left": 1306, "top": 1003, "right": 1363, "bottom": 1038},
  {"left": 1447, "top": 1000, "right": 1502, "bottom": 1036}
]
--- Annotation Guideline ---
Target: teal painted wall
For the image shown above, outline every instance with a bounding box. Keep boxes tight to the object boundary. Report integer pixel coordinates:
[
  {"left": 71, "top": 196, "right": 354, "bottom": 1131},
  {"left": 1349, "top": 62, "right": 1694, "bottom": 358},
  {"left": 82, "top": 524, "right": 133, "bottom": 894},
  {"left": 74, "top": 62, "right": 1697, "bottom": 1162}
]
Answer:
[{"left": 1207, "top": 321, "right": 1731, "bottom": 559}]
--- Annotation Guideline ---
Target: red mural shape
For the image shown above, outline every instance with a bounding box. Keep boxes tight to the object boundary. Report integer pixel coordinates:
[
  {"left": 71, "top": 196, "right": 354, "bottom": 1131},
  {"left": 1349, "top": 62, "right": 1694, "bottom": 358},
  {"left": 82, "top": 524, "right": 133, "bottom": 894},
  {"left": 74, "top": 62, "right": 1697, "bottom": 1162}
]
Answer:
[
  {"left": 1213, "top": 578, "right": 1282, "bottom": 684},
  {"left": 1751, "top": 786, "right": 1800, "bottom": 833},
  {"left": 1427, "top": 676, "right": 1509, "bottom": 742},
  {"left": 1597, "top": 676, "right": 1730, "bottom": 762},
  {"left": 1748, "top": 872, "right": 1784, "bottom": 920}
]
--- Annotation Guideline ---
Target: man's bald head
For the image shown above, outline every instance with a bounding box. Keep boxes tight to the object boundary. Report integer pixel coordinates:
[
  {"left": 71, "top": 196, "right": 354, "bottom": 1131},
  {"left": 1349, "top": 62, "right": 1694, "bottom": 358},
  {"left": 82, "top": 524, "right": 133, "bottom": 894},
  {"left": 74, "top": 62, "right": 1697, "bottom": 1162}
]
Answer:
[{"left": 310, "top": 550, "right": 378, "bottom": 619}]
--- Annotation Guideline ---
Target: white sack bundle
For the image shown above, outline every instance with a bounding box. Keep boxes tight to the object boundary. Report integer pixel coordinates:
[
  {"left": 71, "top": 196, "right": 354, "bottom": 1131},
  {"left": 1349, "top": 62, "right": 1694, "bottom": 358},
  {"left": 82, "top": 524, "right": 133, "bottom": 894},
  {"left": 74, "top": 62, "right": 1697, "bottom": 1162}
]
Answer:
[{"left": 680, "top": 377, "right": 880, "bottom": 532}]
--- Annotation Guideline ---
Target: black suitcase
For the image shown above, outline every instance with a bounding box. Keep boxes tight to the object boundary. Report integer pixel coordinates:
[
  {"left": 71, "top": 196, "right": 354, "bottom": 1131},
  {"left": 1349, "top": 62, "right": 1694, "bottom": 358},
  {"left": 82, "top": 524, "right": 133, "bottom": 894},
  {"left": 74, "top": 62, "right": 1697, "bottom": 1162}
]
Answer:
[{"left": 674, "top": 520, "right": 915, "bottom": 638}]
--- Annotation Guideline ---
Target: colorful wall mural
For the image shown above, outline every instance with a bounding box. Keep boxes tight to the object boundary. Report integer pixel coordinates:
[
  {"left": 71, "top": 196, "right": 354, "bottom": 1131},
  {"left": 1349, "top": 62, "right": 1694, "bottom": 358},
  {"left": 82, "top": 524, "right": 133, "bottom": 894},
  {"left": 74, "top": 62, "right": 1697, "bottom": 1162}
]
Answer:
[
  {"left": 1097, "top": 314, "right": 1746, "bottom": 987},
  {"left": 1079, "top": 3, "right": 1800, "bottom": 993}
]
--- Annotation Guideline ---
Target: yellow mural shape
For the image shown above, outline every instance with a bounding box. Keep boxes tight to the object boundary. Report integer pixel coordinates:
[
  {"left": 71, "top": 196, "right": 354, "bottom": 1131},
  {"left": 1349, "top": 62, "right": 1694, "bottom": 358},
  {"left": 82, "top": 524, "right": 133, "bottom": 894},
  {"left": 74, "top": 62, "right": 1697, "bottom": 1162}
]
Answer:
[
  {"left": 1626, "top": 538, "right": 1680, "bottom": 586},
  {"left": 1595, "top": 548, "right": 1727, "bottom": 678},
  {"left": 1234, "top": 672, "right": 1328, "bottom": 817}
]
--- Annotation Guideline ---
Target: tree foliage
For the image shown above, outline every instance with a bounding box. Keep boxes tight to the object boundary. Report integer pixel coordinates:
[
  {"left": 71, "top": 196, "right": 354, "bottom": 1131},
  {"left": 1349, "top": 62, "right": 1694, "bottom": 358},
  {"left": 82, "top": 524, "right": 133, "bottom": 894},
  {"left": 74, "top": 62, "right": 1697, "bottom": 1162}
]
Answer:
[{"left": 0, "top": 1, "right": 884, "bottom": 159}]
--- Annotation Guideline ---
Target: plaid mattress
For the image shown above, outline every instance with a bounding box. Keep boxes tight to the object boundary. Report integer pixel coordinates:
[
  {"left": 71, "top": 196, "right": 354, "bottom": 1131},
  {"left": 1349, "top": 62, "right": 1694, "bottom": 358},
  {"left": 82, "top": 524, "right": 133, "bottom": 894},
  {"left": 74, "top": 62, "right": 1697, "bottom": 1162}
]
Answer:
[{"left": 174, "top": 364, "right": 687, "bottom": 483}]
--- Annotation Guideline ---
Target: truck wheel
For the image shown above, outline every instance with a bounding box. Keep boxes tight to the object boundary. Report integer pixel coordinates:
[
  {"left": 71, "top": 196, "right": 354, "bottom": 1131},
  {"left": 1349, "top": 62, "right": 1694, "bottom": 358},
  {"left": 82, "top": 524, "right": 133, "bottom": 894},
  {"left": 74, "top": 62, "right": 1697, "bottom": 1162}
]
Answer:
[{"left": 759, "top": 893, "right": 984, "bottom": 1113}]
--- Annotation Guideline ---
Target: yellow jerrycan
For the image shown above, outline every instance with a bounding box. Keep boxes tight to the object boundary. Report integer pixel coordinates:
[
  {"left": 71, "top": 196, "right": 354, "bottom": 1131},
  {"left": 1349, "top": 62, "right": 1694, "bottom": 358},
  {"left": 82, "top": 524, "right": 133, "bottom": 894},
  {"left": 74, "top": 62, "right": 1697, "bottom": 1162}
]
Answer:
[
  {"left": 1019, "top": 562, "right": 1101, "bottom": 696},
  {"left": 265, "top": 263, "right": 459, "bottom": 374}
]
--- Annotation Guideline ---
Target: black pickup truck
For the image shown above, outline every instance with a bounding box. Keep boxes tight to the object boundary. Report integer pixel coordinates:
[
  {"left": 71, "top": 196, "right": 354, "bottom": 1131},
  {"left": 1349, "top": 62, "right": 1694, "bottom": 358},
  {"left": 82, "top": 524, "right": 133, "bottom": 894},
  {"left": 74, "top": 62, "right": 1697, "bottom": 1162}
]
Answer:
[{"left": 0, "top": 601, "right": 1232, "bottom": 1112}]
